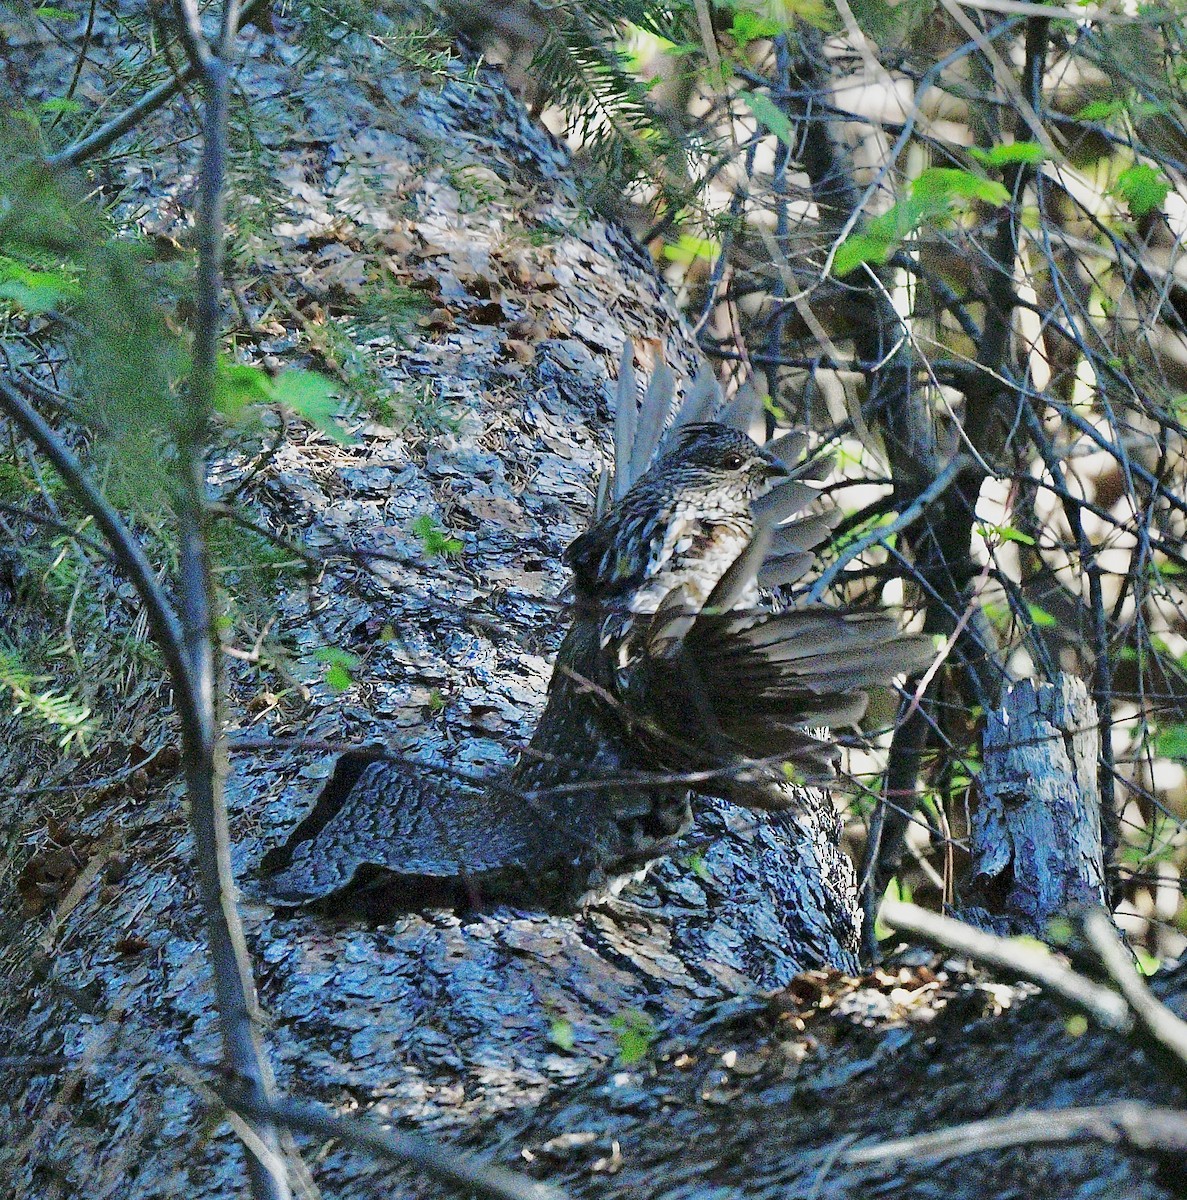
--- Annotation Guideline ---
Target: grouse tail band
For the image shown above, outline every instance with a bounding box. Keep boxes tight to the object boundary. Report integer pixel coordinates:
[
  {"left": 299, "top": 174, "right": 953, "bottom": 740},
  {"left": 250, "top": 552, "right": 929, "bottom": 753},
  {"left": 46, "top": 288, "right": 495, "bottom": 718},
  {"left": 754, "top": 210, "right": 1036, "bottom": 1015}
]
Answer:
[{"left": 260, "top": 346, "right": 934, "bottom": 913}]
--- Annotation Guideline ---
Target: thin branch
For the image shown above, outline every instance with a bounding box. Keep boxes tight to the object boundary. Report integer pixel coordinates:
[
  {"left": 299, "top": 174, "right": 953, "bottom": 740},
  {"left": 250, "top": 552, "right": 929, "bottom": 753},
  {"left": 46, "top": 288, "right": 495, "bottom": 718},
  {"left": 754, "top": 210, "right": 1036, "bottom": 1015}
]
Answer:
[
  {"left": 807, "top": 456, "right": 967, "bottom": 601},
  {"left": 43, "top": 0, "right": 267, "bottom": 171},
  {"left": 0, "top": 1049, "right": 566, "bottom": 1200},
  {"left": 222, "top": 1089, "right": 569, "bottom": 1200},
  {"left": 949, "top": 0, "right": 1174, "bottom": 23},
  {"left": 887, "top": 898, "right": 1187, "bottom": 1084},
  {"left": 225, "top": 734, "right": 839, "bottom": 803},
  {"left": 878, "top": 900, "right": 1133, "bottom": 1033},
  {"left": 0, "top": 500, "right": 117, "bottom": 563},
  {"left": 1080, "top": 908, "right": 1187, "bottom": 1084},
  {"left": 169, "top": 3, "right": 289, "bottom": 1197},
  {"left": 0, "top": 374, "right": 198, "bottom": 727},
  {"left": 842, "top": 1101, "right": 1187, "bottom": 1166}
]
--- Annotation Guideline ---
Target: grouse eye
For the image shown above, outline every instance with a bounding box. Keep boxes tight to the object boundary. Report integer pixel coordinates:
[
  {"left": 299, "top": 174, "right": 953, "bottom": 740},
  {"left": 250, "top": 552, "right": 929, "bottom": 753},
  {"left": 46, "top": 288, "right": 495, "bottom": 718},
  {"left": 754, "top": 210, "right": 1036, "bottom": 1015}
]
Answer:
[{"left": 722, "top": 452, "right": 746, "bottom": 470}]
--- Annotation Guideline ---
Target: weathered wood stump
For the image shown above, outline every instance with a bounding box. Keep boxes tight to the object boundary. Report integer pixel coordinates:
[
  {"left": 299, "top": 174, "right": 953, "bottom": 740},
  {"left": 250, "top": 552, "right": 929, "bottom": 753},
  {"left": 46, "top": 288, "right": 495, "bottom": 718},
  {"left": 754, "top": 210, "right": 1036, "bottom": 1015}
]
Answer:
[{"left": 968, "top": 675, "right": 1107, "bottom": 934}]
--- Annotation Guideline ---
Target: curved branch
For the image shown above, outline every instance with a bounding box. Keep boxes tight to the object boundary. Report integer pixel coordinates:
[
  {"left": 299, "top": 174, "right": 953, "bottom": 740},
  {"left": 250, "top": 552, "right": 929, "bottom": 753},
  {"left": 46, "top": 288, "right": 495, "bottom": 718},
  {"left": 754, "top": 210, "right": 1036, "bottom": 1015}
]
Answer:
[{"left": 0, "top": 375, "right": 197, "bottom": 727}]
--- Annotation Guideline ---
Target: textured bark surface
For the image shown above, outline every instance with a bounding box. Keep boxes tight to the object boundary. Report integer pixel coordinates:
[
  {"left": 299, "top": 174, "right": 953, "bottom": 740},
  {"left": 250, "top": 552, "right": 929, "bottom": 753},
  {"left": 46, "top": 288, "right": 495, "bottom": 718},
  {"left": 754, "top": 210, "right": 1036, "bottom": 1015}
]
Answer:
[
  {"left": 504, "top": 958, "right": 1187, "bottom": 1200},
  {"left": 0, "top": 17, "right": 858, "bottom": 1197},
  {"left": 970, "top": 676, "right": 1108, "bottom": 935},
  {"left": 0, "top": 15, "right": 1182, "bottom": 1200}
]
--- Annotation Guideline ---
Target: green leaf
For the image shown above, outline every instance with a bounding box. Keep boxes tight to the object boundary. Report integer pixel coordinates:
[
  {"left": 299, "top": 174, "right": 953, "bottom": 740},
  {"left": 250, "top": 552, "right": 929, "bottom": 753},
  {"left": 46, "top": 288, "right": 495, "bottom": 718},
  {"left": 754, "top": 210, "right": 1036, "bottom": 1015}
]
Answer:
[
  {"left": 213, "top": 361, "right": 353, "bottom": 442},
  {"left": 214, "top": 362, "right": 274, "bottom": 419},
  {"left": 742, "top": 91, "right": 793, "bottom": 146},
  {"left": 719, "top": 0, "right": 833, "bottom": 31},
  {"left": 874, "top": 877, "right": 913, "bottom": 941},
  {"left": 1155, "top": 724, "right": 1187, "bottom": 760},
  {"left": 39, "top": 97, "right": 83, "bottom": 115},
  {"left": 730, "top": 9, "right": 784, "bottom": 42},
  {"left": 688, "top": 852, "right": 712, "bottom": 882},
  {"left": 1135, "top": 948, "right": 1160, "bottom": 977},
  {"left": 663, "top": 234, "right": 720, "bottom": 265},
  {"left": 412, "top": 514, "right": 463, "bottom": 558},
  {"left": 0, "top": 257, "right": 80, "bottom": 314},
  {"left": 548, "top": 1017, "right": 576, "bottom": 1051},
  {"left": 610, "top": 1011, "right": 657, "bottom": 1065},
  {"left": 912, "top": 167, "right": 1010, "bottom": 206},
  {"left": 832, "top": 232, "right": 895, "bottom": 276},
  {"left": 968, "top": 142, "right": 1047, "bottom": 167},
  {"left": 312, "top": 646, "right": 362, "bottom": 668},
  {"left": 1112, "top": 163, "right": 1171, "bottom": 217},
  {"left": 780, "top": 760, "right": 806, "bottom": 786},
  {"left": 832, "top": 169, "right": 1008, "bottom": 277},
  {"left": 784, "top": 0, "right": 835, "bottom": 27},
  {"left": 272, "top": 369, "right": 356, "bottom": 443},
  {"left": 1075, "top": 98, "right": 1128, "bottom": 122},
  {"left": 978, "top": 523, "right": 1036, "bottom": 546},
  {"left": 324, "top": 663, "right": 353, "bottom": 693},
  {"left": 0, "top": 642, "right": 96, "bottom": 751},
  {"left": 1027, "top": 604, "right": 1057, "bottom": 628},
  {"left": 312, "top": 646, "right": 361, "bottom": 692},
  {"left": 1073, "top": 97, "right": 1163, "bottom": 123}
]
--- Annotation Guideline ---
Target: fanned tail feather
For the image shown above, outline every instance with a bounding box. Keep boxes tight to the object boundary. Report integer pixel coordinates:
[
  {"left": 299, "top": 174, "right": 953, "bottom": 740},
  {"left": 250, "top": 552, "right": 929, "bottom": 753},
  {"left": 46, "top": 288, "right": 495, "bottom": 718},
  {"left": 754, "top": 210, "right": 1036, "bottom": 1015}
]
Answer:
[{"left": 607, "top": 342, "right": 839, "bottom": 596}]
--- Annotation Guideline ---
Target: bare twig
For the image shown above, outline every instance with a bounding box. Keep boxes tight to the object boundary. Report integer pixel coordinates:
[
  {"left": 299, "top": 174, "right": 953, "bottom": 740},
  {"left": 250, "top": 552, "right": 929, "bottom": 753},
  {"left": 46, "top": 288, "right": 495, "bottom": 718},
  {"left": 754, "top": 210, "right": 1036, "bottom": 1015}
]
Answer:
[
  {"left": 169, "top": 3, "right": 289, "bottom": 1197},
  {"left": 44, "top": 0, "right": 267, "bottom": 171},
  {"left": 877, "top": 900, "right": 1133, "bottom": 1033},
  {"left": 1080, "top": 908, "right": 1187, "bottom": 1083},
  {"left": 842, "top": 1101, "right": 1187, "bottom": 1166},
  {"left": 807, "top": 456, "right": 967, "bottom": 601},
  {"left": 0, "top": 375, "right": 197, "bottom": 727},
  {"left": 222, "top": 1089, "right": 569, "bottom": 1200},
  {"left": 882, "top": 898, "right": 1187, "bottom": 1093},
  {"left": 949, "top": 0, "right": 1173, "bottom": 22},
  {"left": 0, "top": 499, "right": 116, "bottom": 563}
]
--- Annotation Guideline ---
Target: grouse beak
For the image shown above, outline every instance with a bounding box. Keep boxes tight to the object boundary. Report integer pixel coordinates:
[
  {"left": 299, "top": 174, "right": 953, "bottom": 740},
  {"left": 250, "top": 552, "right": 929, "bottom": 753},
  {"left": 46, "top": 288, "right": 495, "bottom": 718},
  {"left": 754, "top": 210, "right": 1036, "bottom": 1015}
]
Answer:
[{"left": 761, "top": 457, "right": 793, "bottom": 481}]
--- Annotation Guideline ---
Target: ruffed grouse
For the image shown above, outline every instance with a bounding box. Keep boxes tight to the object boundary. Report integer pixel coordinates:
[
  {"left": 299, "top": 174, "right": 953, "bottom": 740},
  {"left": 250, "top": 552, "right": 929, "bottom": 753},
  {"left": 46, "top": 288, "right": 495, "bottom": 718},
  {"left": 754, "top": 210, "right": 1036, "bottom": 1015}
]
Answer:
[{"left": 260, "top": 352, "right": 932, "bottom": 912}]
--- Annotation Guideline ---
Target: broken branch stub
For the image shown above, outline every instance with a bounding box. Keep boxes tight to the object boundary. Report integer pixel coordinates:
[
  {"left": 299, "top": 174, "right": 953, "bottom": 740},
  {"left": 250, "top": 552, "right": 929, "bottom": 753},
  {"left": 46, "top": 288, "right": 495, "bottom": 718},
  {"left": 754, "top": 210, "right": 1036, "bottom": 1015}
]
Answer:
[{"left": 969, "top": 675, "right": 1107, "bottom": 935}]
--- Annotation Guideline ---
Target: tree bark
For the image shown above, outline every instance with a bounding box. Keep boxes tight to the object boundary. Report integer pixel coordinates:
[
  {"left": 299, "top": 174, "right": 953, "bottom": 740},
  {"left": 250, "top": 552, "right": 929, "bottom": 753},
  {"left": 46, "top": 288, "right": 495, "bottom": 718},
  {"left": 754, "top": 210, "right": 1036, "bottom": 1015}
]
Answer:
[
  {"left": 968, "top": 675, "right": 1108, "bottom": 934},
  {"left": 0, "top": 15, "right": 1178, "bottom": 1200},
  {"left": 0, "top": 16, "right": 856, "bottom": 1197}
]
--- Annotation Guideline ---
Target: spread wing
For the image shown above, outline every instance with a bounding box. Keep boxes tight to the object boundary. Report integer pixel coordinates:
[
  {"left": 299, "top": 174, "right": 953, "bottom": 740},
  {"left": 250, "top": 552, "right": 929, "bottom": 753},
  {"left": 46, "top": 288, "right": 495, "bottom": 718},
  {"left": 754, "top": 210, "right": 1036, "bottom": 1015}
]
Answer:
[
  {"left": 614, "top": 509, "right": 935, "bottom": 806},
  {"left": 601, "top": 343, "right": 809, "bottom": 516}
]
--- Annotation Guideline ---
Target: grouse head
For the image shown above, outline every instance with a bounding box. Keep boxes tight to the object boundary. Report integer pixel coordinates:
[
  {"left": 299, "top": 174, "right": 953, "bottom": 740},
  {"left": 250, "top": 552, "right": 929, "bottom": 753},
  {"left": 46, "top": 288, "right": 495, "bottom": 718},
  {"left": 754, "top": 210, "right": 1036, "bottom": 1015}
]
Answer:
[
  {"left": 567, "top": 422, "right": 790, "bottom": 608},
  {"left": 646, "top": 422, "right": 791, "bottom": 507}
]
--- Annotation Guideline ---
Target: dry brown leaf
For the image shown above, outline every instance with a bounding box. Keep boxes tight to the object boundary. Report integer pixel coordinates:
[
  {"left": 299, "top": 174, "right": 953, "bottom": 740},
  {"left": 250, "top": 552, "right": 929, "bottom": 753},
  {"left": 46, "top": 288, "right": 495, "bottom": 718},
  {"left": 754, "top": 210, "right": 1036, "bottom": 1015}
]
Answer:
[
  {"left": 503, "top": 339, "right": 535, "bottom": 364},
  {"left": 418, "top": 308, "right": 457, "bottom": 332},
  {"left": 462, "top": 494, "right": 532, "bottom": 533}
]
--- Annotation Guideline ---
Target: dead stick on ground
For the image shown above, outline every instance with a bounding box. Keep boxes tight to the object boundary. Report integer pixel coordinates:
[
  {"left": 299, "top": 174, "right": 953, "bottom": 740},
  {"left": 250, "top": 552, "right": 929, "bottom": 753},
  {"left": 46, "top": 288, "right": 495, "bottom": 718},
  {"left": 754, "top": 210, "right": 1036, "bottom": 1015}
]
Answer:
[
  {"left": 878, "top": 900, "right": 1133, "bottom": 1033},
  {"left": 842, "top": 1100, "right": 1187, "bottom": 1166},
  {"left": 1080, "top": 908, "right": 1187, "bottom": 1083},
  {"left": 222, "top": 1088, "right": 570, "bottom": 1200},
  {"left": 850, "top": 902, "right": 1187, "bottom": 1170}
]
